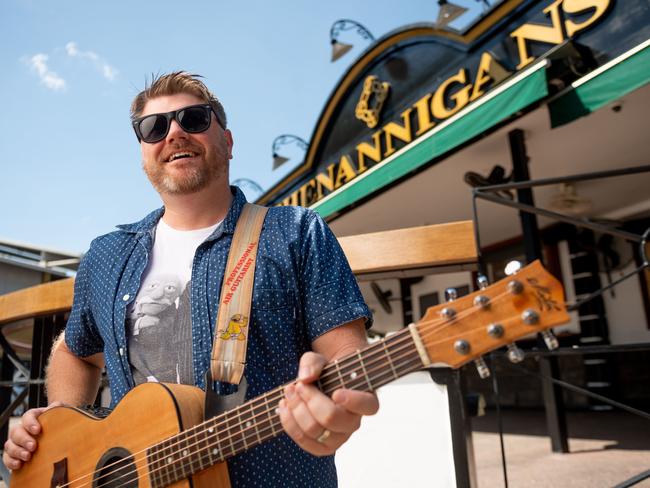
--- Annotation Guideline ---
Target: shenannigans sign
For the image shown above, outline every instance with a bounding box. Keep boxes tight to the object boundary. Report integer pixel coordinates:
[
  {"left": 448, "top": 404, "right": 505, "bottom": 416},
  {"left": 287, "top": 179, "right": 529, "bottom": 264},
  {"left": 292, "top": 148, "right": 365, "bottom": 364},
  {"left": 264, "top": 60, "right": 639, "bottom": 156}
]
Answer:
[{"left": 262, "top": 0, "right": 616, "bottom": 208}]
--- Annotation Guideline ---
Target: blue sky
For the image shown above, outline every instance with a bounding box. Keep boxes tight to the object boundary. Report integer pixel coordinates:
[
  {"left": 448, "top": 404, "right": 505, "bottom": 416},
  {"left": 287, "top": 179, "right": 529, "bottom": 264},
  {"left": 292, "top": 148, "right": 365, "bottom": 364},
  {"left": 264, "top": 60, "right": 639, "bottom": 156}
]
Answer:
[{"left": 1, "top": 0, "right": 488, "bottom": 253}]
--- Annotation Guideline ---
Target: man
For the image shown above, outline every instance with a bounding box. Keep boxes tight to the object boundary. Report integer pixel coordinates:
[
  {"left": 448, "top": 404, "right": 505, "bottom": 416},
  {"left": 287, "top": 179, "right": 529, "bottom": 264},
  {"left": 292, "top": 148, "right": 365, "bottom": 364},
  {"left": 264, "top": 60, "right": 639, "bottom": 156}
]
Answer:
[{"left": 3, "top": 72, "right": 378, "bottom": 486}]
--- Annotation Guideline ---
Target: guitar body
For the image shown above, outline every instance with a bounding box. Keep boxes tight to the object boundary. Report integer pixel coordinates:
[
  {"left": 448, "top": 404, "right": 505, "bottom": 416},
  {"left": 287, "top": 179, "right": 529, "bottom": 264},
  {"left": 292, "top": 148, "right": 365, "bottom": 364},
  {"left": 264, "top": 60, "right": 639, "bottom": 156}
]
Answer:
[{"left": 10, "top": 383, "right": 230, "bottom": 488}]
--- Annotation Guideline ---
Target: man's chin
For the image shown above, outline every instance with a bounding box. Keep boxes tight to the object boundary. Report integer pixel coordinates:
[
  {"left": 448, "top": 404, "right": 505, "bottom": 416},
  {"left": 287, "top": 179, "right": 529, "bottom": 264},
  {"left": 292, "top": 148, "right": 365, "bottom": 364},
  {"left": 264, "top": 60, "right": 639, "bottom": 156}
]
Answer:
[{"left": 151, "top": 171, "right": 209, "bottom": 195}]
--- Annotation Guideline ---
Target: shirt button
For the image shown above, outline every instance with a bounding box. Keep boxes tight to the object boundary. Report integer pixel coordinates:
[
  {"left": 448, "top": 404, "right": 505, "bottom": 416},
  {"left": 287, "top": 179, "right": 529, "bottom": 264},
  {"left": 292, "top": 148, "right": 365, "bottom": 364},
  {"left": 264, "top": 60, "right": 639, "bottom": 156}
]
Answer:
[
  {"left": 119, "top": 347, "right": 125, "bottom": 356},
  {"left": 122, "top": 294, "right": 130, "bottom": 301}
]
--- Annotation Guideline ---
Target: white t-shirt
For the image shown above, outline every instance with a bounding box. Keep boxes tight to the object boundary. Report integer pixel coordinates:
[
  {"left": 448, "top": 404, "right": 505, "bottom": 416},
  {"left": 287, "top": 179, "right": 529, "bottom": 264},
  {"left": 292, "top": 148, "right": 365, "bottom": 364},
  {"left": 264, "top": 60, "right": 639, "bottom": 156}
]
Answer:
[{"left": 126, "top": 218, "right": 221, "bottom": 385}]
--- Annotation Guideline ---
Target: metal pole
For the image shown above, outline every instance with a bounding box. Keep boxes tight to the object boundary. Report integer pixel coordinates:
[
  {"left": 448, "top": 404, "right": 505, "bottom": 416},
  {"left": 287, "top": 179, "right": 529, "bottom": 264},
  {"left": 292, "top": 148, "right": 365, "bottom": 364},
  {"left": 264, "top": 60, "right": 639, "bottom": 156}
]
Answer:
[{"left": 508, "top": 129, "right": 569, "bottom": 453}]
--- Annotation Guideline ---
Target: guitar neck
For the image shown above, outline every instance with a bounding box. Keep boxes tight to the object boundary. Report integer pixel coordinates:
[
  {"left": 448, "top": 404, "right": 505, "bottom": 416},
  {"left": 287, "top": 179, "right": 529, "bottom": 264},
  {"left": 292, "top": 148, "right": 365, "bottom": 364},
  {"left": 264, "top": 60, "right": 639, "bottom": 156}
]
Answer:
[{"left": 146, "top": 327, "right": 423, "bottom": 486}]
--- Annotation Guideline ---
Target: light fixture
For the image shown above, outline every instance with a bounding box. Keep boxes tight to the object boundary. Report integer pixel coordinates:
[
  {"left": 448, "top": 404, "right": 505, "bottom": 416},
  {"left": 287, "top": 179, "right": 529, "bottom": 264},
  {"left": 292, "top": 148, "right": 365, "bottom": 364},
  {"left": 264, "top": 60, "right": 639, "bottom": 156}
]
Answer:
[
  {"left": 548, "top": 183, "right": 593, "bottom": 216},
  {"left": 272, "top": 134, "right": 308, "bottom": 170},
  {"left": 436, "top": 0, "right": 468, "bottom": 28},
  {"left": 330, "top": 19, "right": 375, "bottom": 63},
  {"left": 370, "top": 282, "right": 400, "bottom": 314},
  {"left": 464, "top": 165, "right": 514, "bottom": 199}
]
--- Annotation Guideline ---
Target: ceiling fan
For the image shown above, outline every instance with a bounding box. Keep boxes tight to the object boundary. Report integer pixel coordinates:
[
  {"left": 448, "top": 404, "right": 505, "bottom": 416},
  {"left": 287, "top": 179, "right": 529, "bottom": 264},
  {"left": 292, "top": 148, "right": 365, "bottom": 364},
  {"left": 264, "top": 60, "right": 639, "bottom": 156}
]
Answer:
[{"left": 548, "top": 182, "right": 593, "bottom": 217}]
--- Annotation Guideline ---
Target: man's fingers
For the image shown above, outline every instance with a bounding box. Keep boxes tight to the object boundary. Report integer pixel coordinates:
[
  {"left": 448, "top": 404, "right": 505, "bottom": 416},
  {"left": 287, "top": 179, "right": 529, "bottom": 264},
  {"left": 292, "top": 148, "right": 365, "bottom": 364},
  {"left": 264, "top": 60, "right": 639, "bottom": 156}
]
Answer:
[
  {"left": 277, "top": 399, "right": 348, "bottom": 456},
  {"left": 3, "top": 437, "right": 33, "bottom": 468},
  {"left": 22, "top": 406, "right": 49, "bottom": 435},
  {"left": 3, "top": 451, "right": 23, "bottom": 470},
  {"left": 295, "top": 382, "right": 360, "bottom": 433},
  {"left": 8, "top": 425, "right": 37, "bottom": 452},
  {"left": 297, "top": 352, "right": 327, "bottom": 382},
  {"left": 332, "top": 389, "right": 379, "bottom": 416},
  {"left": 284, "top": 384, "right": 323, "bottom": 439}
]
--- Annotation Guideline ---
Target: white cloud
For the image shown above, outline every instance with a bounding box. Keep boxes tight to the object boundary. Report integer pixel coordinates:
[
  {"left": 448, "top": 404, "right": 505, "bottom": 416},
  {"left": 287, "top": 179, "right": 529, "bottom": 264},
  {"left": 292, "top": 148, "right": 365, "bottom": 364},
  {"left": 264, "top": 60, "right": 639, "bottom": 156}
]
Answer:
[
  {"left": 26, "top": 54, "right": 66, "bottom": 91},
  {"left": 65, "top": 42, "right": 118, "bottom": 81}
]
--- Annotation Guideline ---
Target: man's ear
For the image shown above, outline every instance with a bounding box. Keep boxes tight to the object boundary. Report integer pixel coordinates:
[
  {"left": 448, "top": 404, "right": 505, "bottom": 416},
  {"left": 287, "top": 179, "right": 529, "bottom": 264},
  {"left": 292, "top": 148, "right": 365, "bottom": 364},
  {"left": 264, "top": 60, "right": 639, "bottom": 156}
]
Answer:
[{"left": 224, "top": 129, "right": 234, "bottom": 159}]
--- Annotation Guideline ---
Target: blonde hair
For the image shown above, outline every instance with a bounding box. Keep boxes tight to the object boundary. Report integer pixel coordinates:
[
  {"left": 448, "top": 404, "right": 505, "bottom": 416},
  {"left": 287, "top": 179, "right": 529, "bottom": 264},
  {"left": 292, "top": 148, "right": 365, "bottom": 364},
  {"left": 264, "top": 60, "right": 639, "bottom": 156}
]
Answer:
[{"left": 130, "top": 71, "right": 227, "bottom": 128}]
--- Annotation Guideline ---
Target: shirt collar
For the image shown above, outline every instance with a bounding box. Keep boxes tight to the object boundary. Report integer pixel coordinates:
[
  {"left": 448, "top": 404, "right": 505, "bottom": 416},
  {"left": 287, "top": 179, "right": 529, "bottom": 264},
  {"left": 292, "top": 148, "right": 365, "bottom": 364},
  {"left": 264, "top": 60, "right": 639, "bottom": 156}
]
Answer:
[{"left": 116, "top": 186, "right": 248, "bottom": 235}]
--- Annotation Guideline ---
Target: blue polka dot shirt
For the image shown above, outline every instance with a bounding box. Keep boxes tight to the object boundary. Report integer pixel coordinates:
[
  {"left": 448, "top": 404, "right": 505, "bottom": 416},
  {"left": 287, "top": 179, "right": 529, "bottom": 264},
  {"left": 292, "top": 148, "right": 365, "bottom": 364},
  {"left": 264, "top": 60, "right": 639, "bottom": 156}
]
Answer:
[{"left": 65, "top": 186, "right": 372, "bottom": 487}]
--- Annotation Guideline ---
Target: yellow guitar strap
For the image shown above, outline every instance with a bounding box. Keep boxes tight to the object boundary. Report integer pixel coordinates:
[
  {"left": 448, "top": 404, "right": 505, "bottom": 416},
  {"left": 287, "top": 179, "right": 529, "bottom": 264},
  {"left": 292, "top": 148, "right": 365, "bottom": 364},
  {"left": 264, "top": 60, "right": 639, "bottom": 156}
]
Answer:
[{"left": 210, "top": 203, "right": 268, "bottom": 385}]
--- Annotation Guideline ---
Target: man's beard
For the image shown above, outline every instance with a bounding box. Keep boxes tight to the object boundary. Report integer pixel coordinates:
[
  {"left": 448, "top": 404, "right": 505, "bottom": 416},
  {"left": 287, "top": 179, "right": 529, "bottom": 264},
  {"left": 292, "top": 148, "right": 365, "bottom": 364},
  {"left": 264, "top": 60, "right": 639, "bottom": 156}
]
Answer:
[{"left": 143, "top": 144, "right": 227, "bottom": 195}]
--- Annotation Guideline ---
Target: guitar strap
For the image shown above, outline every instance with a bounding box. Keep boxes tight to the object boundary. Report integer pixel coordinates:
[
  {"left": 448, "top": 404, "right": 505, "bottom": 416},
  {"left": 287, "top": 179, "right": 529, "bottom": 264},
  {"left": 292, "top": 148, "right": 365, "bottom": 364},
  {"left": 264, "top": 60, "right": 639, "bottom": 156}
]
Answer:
[{"left": 210, "top": 202, "right": 268, "bottom": 385}]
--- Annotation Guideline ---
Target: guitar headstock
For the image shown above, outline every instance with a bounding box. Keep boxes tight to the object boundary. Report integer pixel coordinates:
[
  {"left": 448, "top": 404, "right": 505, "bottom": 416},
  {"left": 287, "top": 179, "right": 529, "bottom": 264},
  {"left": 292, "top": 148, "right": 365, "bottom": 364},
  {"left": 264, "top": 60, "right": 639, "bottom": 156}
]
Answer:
[{"left": 416, "top": 260, "right": 569, "bottom": 369}]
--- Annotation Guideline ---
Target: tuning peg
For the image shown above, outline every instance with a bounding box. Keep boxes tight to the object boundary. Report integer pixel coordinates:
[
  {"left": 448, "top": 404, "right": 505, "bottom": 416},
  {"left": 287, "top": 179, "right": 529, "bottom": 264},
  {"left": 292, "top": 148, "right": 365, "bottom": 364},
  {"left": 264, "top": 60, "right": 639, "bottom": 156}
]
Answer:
[
  {"left": 445, "top": 288, "right": 458, "bottom": 301},
  {"left": 542, "top": 330, "right": 559, "bottom": 350},
  {"left": 504, "top": 260, "right": 523, "bottom": 276},
  {"left": 477, "top": 275, "right": 489, "bottom": 290},
  {"left": 506, "top": 343, "right": 525, "bottom": 363},
  {"left": 474, "top": 357, "right": 491, "bottom": 379}
]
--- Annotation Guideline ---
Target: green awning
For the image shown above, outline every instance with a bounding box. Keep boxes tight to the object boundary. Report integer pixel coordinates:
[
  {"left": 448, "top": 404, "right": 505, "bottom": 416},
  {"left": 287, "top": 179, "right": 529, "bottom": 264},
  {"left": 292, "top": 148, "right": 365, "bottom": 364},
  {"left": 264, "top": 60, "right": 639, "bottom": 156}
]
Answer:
[
  {"left": 550, "top": 39, "right": 650, "bottom": 128},
  {"left": 311, "top": 60, "right": 549, "bottom": 219}
]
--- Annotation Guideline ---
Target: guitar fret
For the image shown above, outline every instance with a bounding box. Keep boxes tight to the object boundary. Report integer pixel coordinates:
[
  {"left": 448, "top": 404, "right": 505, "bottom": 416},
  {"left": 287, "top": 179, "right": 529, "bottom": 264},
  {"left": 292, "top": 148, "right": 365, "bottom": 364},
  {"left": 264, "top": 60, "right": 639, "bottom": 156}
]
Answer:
[
  {"left": 382, "top": 341, "right": 399, "bottom": 380},
  {"left": 195, "top": 424, "right": 207, "bottom": 471},
  {"left": 208, "top": 422, "right": 219, "bottom": 462},
  {"left": 190, "top": 428, "right": 201, "bottom": 475},
  {"left": 181, "top": 430, "right": 194, "bottom": 480},
  {"left": 237, "top": 407, "right": 249, "bottom": 451},
  {"left": 250, "top": 401, "right": 263, "bottom": 444},
  {"left": 160, "top": 439, "right": 172, "bottom": 487},
  {"left": 146, "top": 447, "right": 160, "bottom": 488},
  {"left": 334, "top": 359, "right": 345, "bottom": 389},
  {"left": 170, "top": 437, "right": 181, "bottom": 484},
  {"left": 176, "top": 431, "right": 188, "bottom": 481},
  {"left": 267, "top": 397, "right": 278, "bottom": 436},
  {"left": 357, "top": 349, "right": 373, "bottom": 392},
  {"left": 224, "top": 414, "right": 237, "bottom": 457}
]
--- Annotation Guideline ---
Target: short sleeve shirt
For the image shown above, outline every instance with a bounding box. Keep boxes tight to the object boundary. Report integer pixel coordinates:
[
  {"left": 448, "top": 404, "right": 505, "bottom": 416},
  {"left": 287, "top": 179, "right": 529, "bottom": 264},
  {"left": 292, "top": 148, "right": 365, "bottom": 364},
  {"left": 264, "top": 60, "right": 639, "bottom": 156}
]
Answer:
[{"left": 64, "top": 186, "right": 372, "bottom": 488}]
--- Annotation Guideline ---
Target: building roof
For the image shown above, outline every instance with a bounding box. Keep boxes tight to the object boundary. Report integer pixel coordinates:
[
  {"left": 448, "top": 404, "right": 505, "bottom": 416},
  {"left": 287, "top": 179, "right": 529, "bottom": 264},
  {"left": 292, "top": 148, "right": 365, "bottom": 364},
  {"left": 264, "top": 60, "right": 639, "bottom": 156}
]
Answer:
[{"left": 0, "top": 237, "right": 81, "bottom": 277}]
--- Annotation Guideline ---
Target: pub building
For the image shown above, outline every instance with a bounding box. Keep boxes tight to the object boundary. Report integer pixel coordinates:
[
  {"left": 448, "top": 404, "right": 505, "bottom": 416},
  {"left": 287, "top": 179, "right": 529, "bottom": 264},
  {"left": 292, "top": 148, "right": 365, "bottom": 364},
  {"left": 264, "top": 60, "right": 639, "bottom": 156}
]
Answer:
[{"left": 257, "top": 0, "right": 650, "bottom": 484}]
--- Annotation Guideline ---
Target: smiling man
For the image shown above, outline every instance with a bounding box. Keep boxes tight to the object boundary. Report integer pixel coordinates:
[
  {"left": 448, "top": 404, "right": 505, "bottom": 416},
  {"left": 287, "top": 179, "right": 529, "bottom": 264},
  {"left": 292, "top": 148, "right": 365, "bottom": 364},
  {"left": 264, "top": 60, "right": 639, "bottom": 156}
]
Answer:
[{"left": 3, "top": 72, "right": 378, "bottom": 487}]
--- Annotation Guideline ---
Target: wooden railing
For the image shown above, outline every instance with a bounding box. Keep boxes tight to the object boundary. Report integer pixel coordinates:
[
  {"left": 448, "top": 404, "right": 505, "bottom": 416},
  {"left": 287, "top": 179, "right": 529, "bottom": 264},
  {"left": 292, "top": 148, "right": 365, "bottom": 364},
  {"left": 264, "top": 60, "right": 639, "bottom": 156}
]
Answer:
[{"left": 0, "top": 221, "right": 477, "bottom": 452}]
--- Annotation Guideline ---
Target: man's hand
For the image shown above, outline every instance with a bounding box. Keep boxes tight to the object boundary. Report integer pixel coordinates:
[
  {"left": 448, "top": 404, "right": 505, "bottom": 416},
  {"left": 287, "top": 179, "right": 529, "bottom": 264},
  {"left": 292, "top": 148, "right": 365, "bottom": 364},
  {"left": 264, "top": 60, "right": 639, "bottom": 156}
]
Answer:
[
  {"left": 278, "top": 352, "right": 379, "bottom": 456},
  {"left": 3, "top": 403, "right": 62, "bottom": 471}
]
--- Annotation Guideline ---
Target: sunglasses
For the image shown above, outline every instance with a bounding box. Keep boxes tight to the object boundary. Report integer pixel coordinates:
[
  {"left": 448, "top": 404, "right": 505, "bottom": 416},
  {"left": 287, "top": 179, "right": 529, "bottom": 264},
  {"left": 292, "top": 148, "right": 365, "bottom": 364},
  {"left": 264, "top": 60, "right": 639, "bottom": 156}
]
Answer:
[{"left": 132, "top": 104, "right": 223, "bottom": 143}]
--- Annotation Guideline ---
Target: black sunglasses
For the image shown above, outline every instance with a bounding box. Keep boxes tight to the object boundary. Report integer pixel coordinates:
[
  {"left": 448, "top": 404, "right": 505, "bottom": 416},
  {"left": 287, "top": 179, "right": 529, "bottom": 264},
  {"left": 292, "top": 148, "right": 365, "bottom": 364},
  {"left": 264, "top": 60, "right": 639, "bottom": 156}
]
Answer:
[{"left": 132, "top": 104, "right": 223, "bottom": 143}]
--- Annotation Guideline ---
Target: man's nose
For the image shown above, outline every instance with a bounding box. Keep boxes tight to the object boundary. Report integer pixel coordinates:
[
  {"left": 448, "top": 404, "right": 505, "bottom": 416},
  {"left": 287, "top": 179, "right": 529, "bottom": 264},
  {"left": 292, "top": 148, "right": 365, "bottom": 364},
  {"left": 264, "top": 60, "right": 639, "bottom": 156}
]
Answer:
[{"left": 166, "top": 119, "right": 188, "bottom": 143}]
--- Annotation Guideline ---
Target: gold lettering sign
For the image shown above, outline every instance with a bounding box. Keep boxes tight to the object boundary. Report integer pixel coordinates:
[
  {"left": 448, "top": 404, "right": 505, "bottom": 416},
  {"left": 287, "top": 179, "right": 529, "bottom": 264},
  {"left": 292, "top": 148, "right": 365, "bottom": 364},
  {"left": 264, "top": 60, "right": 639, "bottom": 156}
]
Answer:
[
  {"left": 355, "top": 75, "right": 391, "bottom": 128},
  {"left": 511, "top": 0, "right": 612, "bottom": 69},
  {"left": 276, "top": 0, "right": 613, "bottom": 208}
]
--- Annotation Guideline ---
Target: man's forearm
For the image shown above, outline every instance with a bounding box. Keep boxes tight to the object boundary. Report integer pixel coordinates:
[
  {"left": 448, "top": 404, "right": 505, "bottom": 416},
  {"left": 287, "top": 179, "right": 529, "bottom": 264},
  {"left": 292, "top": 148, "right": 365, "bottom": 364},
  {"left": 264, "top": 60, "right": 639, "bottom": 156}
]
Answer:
[{"left": 45, "top": 333, "right": 104, "bottom": 406}]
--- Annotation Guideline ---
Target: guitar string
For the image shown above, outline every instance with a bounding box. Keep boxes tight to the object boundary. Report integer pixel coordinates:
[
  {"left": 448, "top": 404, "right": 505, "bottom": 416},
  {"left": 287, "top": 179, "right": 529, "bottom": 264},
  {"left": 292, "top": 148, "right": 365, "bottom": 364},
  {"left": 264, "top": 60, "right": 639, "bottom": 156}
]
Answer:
[
  {"left": 95, "top": 357, "right": 430, "bottom": 488},
  {"left": 87, "top": 288, "right": 516, "bottom": 487},
  {"left": 90, "top": 306, "right": 530, "bottom": 488},
  {"left": 61, "top": 287, "right": 522, "bottom": 488},
  {"left": 133, "top": 285, "right": 567, "bottom": 486},
  {"left": 92, "top": 291, "right": 525, "bottom": 488},
  {"left": 71, "top": 343, "right": 426, "bottom": 488},
  {"left": 62, "top": 285, "right": 536, "bottom": 488},
  {"left": 62, "top": 285, "right": 555, "bottom": 488},
  {"left": 105, "top": 305, "right": 529, "bottom": 488}
]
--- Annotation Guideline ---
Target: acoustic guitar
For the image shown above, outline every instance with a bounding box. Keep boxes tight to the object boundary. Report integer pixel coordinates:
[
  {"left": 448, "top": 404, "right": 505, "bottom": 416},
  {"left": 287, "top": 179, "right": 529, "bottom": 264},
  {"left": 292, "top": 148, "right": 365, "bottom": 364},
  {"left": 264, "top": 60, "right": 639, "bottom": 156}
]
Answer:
[{"left": 10, "top": 260, "right": 569, "bottom": 488}]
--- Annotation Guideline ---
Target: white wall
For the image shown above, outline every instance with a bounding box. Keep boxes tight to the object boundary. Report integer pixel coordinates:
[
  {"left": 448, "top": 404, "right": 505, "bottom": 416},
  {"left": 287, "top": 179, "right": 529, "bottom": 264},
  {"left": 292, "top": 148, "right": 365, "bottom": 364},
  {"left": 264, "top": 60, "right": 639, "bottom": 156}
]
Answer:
[
  {"left": 602, "top": 261, "right": 650, "bottom": 344},
  {"left": 359, "top": 279, "right": 403, "bottom": 335},
  {"left": 411, "top": 271, "right": 473, "bottom": 321}
]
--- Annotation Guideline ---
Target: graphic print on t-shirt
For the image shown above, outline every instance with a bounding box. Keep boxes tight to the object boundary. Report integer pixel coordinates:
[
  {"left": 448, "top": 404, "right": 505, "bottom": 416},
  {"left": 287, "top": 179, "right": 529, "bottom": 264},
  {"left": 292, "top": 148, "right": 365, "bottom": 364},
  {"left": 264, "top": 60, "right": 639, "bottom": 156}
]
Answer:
[
  {"left": 126, "top": 218, "right": 221, "bottom": 386},
  {"left": 126, "top": 274, "right": 195, "bottom": 385}
]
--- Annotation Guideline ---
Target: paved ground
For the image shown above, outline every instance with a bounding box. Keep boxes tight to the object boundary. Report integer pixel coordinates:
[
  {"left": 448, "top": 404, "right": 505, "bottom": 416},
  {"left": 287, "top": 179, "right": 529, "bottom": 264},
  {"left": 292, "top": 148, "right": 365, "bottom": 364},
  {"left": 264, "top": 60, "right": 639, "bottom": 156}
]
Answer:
[{"left": 472, "top": 410, "right": 650, "bottom": 488}]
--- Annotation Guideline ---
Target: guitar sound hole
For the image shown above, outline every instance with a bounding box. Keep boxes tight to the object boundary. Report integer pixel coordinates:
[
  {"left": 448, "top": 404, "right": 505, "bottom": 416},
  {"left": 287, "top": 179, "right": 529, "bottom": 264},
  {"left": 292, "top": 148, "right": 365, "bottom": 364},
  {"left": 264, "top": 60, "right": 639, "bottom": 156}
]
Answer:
[{"left": 93, "top": 447, "right": 138, "bottom": 488}]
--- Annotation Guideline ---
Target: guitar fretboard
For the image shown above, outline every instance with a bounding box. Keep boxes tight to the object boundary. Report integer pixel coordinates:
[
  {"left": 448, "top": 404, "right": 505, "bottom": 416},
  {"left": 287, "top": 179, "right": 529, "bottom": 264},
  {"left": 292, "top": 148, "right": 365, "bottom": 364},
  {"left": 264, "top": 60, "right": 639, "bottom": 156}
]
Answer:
[{"left": 146, "top": 327, "right": 423, "bottom": 487}]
